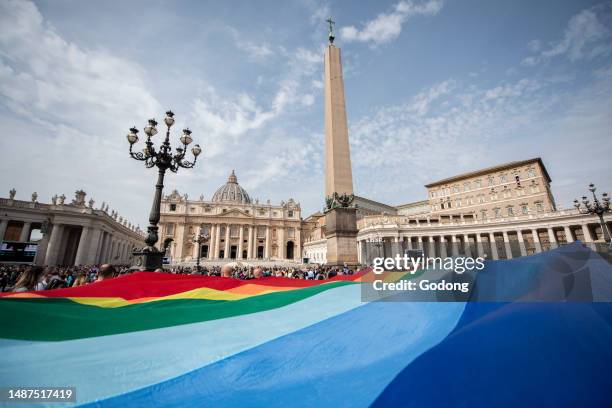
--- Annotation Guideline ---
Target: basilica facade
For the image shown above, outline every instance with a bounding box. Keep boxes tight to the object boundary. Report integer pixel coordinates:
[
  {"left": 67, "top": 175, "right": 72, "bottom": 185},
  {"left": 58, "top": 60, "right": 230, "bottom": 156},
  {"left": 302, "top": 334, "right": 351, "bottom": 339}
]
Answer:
[{"left": 159, "top": 171, "right": 302, "bottom": 263}]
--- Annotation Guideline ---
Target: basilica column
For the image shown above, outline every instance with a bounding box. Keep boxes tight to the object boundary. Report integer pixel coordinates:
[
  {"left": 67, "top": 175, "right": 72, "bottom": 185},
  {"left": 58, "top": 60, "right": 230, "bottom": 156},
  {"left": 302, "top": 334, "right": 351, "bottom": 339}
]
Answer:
[
  {"left": 531, "top": 229, "right": 541, "bottom": 253},
  {"left": 44, "top": 224, "right": 64, "bottom": 266},
  {"left": 247, "top": 226, "right": 253, "bottom": 259},
  {"left": 238, "top": 226, "right": 244, "bottom": 260},
  {"left": 489, "top": 233, "right": 499, "bottom": 260},
  {"left": 564, "top": 225, "right": 574, "bottom": 243},
  {"left": 264, "top": 226, "right": 270, "bottom": 259},
  {"left": 208, "top": 224, "right": 216, "bottom": 259},
  {"left": 74, "top": 226, "right": 90, "bottom": 265},
  {"left": 19, "top": 222, "right": 32, "bottom": 242},
  {"left": 214, "top": 224, "right": 221, "bottom": 259},
  {"left": 224, "top": 224, "right": 230, "bottom": 259},
  {"left": 502, "top": 231, "right": 513, "bottom": 259},
  {"left": 279, "top": 227, "right": 286, "bottom": 260}
]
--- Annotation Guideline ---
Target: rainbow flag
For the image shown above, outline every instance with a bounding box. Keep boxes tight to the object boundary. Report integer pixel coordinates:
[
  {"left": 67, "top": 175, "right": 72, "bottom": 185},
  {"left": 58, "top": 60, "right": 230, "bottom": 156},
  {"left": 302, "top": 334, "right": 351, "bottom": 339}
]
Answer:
[{"left": 1, "top": 244, "right": 611, "bottom": 407}]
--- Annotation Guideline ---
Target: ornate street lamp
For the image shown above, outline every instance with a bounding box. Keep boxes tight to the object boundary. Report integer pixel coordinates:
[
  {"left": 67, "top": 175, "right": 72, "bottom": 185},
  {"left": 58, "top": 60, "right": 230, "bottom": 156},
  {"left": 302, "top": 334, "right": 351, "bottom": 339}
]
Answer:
[
  {"left": 574, "top": 183, "right": 611, "bottom": 246},
  {"left": 193, "top": 230, "right": 210, "bottom": 274},
  {"left": 127, "top": 110, "right": 202, "bottom": 270}
]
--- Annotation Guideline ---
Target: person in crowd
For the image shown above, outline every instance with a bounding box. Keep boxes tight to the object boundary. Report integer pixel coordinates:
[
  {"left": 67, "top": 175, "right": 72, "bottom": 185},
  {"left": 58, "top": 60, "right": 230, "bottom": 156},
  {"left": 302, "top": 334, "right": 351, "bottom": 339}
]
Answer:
[
  {"left": 252, "top": 267, "right": 263, "bottom": 279},
  {"left": 96, "top": 264, "right": 116, "bottom": 282},
  {"left": 13, "top": 266, "right": 46, "bottom": 292},
  {"left": 221, "top": 265, "right": 233, "bottom": 278},
  {"left": 73, "top": 272, "right": 88, "bottom": 287}
]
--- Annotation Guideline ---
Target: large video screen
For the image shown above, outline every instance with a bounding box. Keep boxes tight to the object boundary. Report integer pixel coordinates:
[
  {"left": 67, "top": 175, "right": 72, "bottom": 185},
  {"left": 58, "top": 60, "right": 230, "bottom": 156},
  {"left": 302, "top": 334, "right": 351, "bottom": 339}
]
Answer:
[{"left": 0, "top": 241, "right": 38, "bottom": 263}]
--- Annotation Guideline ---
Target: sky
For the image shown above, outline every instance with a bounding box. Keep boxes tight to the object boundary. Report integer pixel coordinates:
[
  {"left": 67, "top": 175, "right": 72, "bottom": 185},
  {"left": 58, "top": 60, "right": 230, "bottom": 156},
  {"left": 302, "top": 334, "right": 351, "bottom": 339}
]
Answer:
[{"left": 0, "top": 0, "right": 611, "bottom": 228}]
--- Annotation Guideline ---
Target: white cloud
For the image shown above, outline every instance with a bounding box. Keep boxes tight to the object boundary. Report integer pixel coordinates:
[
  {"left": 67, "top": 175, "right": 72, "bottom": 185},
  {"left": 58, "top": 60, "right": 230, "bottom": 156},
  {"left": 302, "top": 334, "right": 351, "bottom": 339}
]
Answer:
[
  {"left": 340, "top": 0, "right": 443, "bottom": 46},
  {"left": 0, "top": 0, "right": 162, "bottom": 226},
  {"left": 236, "top": 41, "right": 274, "bottom": 59},
  {"left": 523, "top": 3, "right": 612, "bottom": 66}
]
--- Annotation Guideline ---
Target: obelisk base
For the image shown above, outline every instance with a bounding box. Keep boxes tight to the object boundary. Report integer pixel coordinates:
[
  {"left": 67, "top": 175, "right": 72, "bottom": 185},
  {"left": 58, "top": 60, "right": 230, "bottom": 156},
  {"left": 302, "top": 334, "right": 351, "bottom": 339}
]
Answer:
[{"left": 325, "top": 207, "right": 359, "bottom": 268}]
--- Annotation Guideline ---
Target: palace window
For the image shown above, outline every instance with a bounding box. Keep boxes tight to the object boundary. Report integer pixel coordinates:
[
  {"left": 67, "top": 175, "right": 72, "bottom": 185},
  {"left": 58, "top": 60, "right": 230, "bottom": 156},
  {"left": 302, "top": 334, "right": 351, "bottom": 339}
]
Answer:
[
  {"left": 288, "top": 228, "right": 295, "bottom": 238},
  {"left": 455, "top": 198, "right": 462, "bottom": 208},
  {"left": 494, "top": 208, "right": 501, "bottom": 218},
  {"left": 480, "top": 210, "right": 487, "bottom": 219},
  {"left": 230, "top": 226, "right": 239, "bottom": 237},
  {"left": 488, "top": 176, "right": 495, "bottom": 186},
  {"left": 521, "top": 204, "right": 529, "bottom": 215},
  {"left": 464, "top": 182, "right": 471, "bottom": 192},
  {"left": 475, "top": 180, "right": 482, "bottom": 188},
  {"left": 452, "top": 185, "right": 459, "bottom": 193},
  {"left": 288, "top": 210, "right": 294, "bottom": 218},
  {"left": 507, "top": 206, "right": 514, "bottom": 216},
  {"left": 478, "top": 194, "right": 485, "bottom": 204},
  {"left": 535, "top": 201, "right": 544, "bottom": 212},
  {"left": 500, "top": 174, "right": 508, "bottom": 183},
  {"left": 170, "top": 203, "right": 177, "bottom": 212},
  {"left": 527, "top": 167, "right": 536, "bottom": 178},
  {"left": 166, "top": 224, "right": 175, "bottom": 235}
]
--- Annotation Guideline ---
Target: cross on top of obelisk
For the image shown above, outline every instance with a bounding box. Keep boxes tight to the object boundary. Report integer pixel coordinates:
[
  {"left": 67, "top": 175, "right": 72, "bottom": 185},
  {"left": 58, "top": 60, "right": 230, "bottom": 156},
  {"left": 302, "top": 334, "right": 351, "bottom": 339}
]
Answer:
[{"left": 326, "top": 17, "right": 335, "bottom": 44}]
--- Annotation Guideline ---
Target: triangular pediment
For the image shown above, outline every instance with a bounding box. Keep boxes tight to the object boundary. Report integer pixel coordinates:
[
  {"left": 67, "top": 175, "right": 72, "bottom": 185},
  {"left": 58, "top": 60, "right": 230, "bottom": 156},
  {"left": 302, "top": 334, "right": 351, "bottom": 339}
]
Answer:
[{"left": 218, "top": 208, "right": 253, "bottom": 218}]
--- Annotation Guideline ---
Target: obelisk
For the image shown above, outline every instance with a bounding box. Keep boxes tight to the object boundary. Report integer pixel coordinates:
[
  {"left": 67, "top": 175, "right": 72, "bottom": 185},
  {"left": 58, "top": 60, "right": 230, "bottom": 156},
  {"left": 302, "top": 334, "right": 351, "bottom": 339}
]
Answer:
[
  {"left": 324, "top": 18, "right": 354, "bottom": 198},
  {"left": 323, "top": 18, "right": 359, "bottom": 267}
]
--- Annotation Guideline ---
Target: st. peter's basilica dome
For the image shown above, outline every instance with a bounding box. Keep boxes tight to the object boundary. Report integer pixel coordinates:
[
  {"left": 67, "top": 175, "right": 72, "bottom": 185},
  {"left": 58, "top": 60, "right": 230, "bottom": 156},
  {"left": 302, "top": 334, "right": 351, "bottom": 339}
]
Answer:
[{"left": 211, "top": 170, "right": 252, "bottom": 204}]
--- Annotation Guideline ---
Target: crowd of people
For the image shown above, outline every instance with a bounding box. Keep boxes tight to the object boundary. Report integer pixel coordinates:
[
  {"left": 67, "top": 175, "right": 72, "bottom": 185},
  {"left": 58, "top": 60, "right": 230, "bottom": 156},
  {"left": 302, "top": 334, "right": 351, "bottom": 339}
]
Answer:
[{"left": 0, "top": 263, "right": 356, "bottom": 293}]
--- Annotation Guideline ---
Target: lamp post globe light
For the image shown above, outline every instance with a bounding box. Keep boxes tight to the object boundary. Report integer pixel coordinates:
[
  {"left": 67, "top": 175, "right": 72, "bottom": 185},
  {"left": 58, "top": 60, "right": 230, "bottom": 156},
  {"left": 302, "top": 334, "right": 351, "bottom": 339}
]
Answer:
[
  {"left": 127, "top": 110, "right": 202, "bottom": 271},
  {"left": 574, "top": 183, "right": 611, "bottom": 247}
]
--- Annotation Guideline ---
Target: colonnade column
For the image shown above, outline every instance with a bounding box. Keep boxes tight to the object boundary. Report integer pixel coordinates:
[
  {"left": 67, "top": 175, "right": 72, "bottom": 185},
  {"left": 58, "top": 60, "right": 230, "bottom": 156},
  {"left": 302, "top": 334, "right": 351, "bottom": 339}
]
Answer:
[
  {"left": 502, "top": 231, "right": 512, "bottom": 259},
  {"left": 19, "top": 222, "right": 32, "bottom": 242},
  {"left": 489, "top": 232, "right": 499, "bottom": 260},
  {"left": 74, "top": 226, "right": 90, "bottom": 265},
  {"left": 439, "top": 236, "right": 447, "bottom": 258},
  {"left": 581, "top": 223, "right": 593, "bottom": 242},
  {"left": 44, "top": 224, "right": 64, "bottom": 265},
  {"left": 451, "top": 235, "right": 458, "bottom": 256},
  {"left": 564, "top": 226, "right": 574, "bottom": 243},
  {"left": 475, "top": 234, "right": 484, "bottom": 257},
  {"left": 238, "top": 226, "right": 244, "bottom": 260},
  {"left": 463, "top": 234, "right": 472, "bottom": 257},
  {"left": 547, "top": 228, "right": 557, "bottom": 250},
  {"left": 0, "top": 219, "right": 8, "bottom": 242},
  {"left": 85, "top": 228, "right": 102, "bottom": 264},
  {"left": 531, "top": 229, "right": 541, "bottom": 253},
  {"left": 516, "top": 230, "right": 527, "bottom": 256}
]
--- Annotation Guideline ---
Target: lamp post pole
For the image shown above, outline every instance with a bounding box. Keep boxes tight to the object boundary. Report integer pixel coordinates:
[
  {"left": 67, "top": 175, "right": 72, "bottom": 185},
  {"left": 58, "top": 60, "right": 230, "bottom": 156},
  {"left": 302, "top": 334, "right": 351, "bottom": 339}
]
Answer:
[
  {"left": 574, "top": 183, "right": 611, "bottom": 247},
  {"left": 193, "top": 231, "right": 210, "bottom": 274},
  {"left": 127, "top": 111, "right": 202, "bottom": 271}
]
